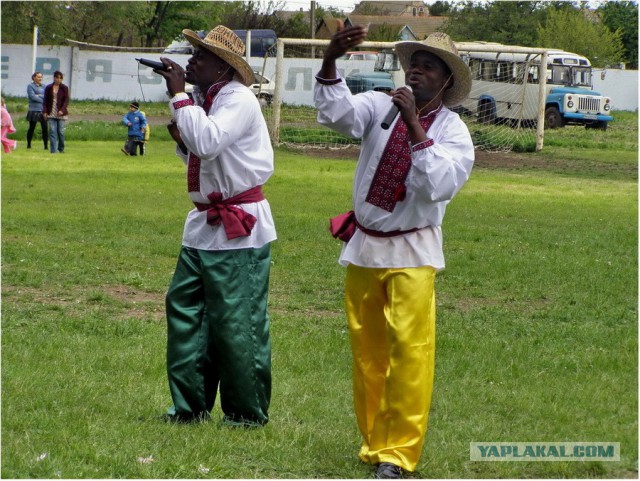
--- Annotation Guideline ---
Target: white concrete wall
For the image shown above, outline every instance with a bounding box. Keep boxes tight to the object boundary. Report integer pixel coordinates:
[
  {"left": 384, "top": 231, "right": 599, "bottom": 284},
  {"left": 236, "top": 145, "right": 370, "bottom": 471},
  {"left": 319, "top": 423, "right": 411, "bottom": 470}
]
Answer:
[
  {"left": 1, "top": 44, "right": 637, "bottom": 111},
  {"left": 1, "top": 44, "right": 375, "bottom": 106},
  {"left": 593, "top": 68, "right": 638, "bottom": 112}
]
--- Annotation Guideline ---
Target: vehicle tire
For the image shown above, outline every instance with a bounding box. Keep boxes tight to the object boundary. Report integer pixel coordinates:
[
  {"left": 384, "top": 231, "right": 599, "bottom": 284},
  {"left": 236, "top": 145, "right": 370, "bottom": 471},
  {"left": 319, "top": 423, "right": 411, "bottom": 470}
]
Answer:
[
  {"left": 257, "top": 94, "right": 272, "bottom": 108},
  {"left": 586, "top": 121, "right": 608, "bottom": 131},
  {"left": 544, "top": 106, "right": 564, "bottom": 129},
  {"left": 477, "top": 102, "right": 495, "bottom": 124}
]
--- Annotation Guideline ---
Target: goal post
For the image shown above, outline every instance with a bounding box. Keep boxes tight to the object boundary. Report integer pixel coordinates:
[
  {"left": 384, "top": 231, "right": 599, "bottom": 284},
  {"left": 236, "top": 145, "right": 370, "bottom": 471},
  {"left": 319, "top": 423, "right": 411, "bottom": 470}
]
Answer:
[{"left": 262, "top": 38, "right": 549, "bottom": 152}]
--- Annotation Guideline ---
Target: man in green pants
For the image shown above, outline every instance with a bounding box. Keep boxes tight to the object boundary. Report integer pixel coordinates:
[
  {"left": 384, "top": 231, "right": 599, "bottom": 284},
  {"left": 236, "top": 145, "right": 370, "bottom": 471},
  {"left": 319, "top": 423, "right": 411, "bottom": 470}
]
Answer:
[{"left": 155, "top": 25, "right": 276, "bottom": 425}]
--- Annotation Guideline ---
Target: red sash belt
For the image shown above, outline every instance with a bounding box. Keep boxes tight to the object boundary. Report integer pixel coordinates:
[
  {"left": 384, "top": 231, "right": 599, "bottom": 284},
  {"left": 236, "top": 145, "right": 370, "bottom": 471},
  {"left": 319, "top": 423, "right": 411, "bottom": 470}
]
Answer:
[
  {"left": 329, "top": 210, "right": 421, "bottom": 243},
  {"left": 194, "top": 185, "right": 265, "bottom": 240}
]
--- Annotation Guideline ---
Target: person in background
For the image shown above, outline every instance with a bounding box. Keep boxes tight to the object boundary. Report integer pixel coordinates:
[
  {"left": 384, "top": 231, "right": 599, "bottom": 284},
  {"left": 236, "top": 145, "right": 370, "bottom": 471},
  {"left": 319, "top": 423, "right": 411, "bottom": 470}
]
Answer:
[
  {"left": 138, "top": 109, "right": 150, "bottom": 156},
  {"left": 1, "top": 97, "right": 18, "bottom": 153},
  {"left": 154, "top": 25, "right": 276, "bottom": 425},
  {"left": 43, "top": 70, "right": 69, "bottom": 154},
  {"left": 26, "top": 71, "right": 48, "bottom": 150},
  {"left": 121, "top": 101, "right": 147, "bottom": 156},
  {"left": 315, "top": 24, "right": 474, "bottom": 479}
]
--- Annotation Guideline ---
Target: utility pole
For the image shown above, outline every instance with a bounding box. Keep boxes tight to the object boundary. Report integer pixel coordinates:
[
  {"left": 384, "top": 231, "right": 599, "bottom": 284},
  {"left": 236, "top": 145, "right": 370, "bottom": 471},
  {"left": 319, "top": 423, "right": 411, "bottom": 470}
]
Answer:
[
  {"left": 310, "top": 0, "right": 316, "bottom": 58},
  {"left": 32, "top": 25, "right": 39, "bottom": 73}
]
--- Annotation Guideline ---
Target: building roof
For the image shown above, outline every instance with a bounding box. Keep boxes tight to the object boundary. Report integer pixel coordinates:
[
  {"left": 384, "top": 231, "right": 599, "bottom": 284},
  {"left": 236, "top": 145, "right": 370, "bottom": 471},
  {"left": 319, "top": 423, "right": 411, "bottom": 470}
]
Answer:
[
  {"left": 345, "top": 14, "right": 446, "bottom": 40},
  {"left": 352, "top": 1, "right": 429, "bottom": 16}
]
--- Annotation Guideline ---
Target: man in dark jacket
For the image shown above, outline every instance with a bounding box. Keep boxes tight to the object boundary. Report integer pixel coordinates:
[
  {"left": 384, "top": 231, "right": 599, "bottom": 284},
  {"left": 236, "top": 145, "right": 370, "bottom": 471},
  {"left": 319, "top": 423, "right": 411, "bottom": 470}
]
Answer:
[{"left": 43, "top": 70, "right": 69, "bottom": 154}]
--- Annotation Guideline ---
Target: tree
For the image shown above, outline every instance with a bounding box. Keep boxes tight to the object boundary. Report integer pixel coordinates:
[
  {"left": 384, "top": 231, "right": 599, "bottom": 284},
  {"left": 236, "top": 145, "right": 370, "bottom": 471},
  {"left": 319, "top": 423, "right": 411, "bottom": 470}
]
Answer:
[
  {"left": 442, "top": 1, "right": 548, "bottom": 46},
  {"left": 0, "top": 1, "right": 230, "bottom": 48},
  {"left": 537, "top": 7, "right": 625, "bottom": 67},
  {"left": 367, "top": 23, "right": 400, "bottom": 42},
  {"left": 598, "top": 1, "right": 638, "bottom": 68},
  {"left": 428, "top": 1, "right": 452, "bottom": 16}
]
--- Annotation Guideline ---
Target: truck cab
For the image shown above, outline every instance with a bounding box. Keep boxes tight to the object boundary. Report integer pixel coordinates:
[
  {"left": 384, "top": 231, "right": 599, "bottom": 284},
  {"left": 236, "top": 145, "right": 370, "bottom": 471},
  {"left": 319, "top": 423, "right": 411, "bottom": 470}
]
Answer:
[{"left": 543, "top": 52, "right": 612, "bottom": 130}]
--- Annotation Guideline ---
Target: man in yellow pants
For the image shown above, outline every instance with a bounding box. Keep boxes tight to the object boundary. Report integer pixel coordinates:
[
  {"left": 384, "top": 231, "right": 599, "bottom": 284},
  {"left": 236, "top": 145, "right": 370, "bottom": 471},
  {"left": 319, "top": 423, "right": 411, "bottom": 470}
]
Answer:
[{"left": 315, "top": 24, "right": 474, "bottom": 478}]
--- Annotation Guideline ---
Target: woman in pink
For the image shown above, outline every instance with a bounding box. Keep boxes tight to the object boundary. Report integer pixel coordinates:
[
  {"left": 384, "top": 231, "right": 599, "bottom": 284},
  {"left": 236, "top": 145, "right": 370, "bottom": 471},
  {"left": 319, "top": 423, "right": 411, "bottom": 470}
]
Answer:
[{"left": 1, "top": 98, "right": 18, "bottom": 153}]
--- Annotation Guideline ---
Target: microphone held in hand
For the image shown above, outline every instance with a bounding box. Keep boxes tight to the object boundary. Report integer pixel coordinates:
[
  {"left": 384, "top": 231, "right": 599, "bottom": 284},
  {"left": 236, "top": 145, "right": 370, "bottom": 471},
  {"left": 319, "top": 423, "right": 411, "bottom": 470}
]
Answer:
[
  {"left": 135, "top": 58, "right": 166, "bottom": 70},
  {"left": 381, "top": 85, "right": 412, "bottom": 130}
]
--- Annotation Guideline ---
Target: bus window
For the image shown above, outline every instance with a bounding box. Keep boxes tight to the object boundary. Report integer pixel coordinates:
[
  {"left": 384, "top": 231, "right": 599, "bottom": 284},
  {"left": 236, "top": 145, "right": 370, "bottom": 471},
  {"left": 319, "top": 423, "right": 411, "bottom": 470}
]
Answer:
[
  {"left": 496, "top": 62, "right": 512, "bottom": 82},
  {"left": 512, "top": 63, "right": 523, "bottom": 83},
  {"left": 469, "top": 59, "right": 482, "bottom": 80},
  {"left": 481, "top": 61, "right": 495, "bottom": 81}
]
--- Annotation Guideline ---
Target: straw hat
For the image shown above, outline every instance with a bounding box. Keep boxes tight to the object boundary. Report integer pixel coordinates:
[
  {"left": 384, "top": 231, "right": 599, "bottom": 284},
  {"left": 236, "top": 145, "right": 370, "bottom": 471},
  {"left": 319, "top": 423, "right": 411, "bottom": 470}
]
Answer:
[
  {"left": 182, "top": 26, "right": 254, "bottom": 87},
  {"left": 394, "top": 32, "right": 471, "bottom": 107}
]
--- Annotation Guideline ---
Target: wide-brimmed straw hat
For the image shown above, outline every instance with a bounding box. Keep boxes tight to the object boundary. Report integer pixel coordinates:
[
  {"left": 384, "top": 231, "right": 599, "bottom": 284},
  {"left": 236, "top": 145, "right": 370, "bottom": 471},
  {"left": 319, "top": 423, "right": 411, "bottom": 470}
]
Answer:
[
  {"left": 182, "top": 25, "right": 254, "bottom": 87},
  {"left": 395, "top": 32, "right": 471, "bottom": 107}
]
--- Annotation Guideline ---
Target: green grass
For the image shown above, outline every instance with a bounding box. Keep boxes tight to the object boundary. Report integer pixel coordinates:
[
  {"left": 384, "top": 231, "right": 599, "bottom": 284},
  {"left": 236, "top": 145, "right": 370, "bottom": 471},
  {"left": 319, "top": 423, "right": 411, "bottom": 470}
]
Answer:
[
  {"left": 2, "top": 119, "right": 638, "bottom": 477},
  {"left": 3, "top": 96, "right": 170, "bottom": 117}
]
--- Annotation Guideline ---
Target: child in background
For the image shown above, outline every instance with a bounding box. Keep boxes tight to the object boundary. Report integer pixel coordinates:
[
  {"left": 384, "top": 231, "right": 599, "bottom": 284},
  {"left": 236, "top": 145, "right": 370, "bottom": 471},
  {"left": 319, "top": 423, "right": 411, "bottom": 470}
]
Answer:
[
  {"left": 121, "top": 101, "right": 147, "bottom": 156},
  {"left": 138, "top": 109, "right": 150, "bottom": 156},
  {"left": 1, "top": 97, "right": 18, "bottom": 153}
]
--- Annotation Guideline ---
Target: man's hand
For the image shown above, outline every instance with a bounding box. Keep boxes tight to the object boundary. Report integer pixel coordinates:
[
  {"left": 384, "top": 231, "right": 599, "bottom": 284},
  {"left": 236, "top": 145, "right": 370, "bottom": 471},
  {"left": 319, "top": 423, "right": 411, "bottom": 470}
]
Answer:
[
  {"left": 324, "top": 20, "right": 368, "bottom": 62},
  {"left": 392, "top": 87, "right": 427, "bottom": 144},
  {"left": 167, "top": 120, "right": 187, "bottom": 154},
  {"left": 318, "top": 20, "right": 368, "bottom": 80},
  {"left": 155, "top": 58, "right": 186, "bottom": 97},
  {"left": 392, "top": 86, "right": 417, "bottom": 124}
]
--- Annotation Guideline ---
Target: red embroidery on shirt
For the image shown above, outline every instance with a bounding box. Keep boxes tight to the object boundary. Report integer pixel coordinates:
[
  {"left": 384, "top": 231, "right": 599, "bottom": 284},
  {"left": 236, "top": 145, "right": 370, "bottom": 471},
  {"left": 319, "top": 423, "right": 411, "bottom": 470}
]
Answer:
[
  {"left": 365, "top": 104, "right": 443, "bottom": 212},
  {"left": 187, "top": 153, "right": 201, "bottom": 192},
  {"left": 173, "top": 98, "right": 194, "bottom": 109},
  {"left": 186, "top": 81, "right": 230, "bottom": 193}
]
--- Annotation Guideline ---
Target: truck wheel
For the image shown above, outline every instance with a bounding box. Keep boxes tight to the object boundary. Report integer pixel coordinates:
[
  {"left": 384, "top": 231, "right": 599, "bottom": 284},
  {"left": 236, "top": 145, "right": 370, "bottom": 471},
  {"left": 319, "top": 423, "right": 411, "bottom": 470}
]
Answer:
[
  {"left": 586, "top": 121, "right": 608, "bottom": 131},
  {"left": 544, "top": 106, "right": 564, "bottom": 129},
  {"left": 478, "top": 102, "right": 495, "bottom": 124}
]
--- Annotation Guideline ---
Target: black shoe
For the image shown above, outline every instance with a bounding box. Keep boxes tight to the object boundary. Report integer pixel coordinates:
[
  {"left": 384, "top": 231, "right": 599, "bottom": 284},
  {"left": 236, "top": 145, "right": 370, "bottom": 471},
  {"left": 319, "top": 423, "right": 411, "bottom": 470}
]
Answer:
[
  {"left": 158, "top": 411, "right": 209, "bottom": 424},
  {"left": 375, "top": 463, "right": 405, "bottom": 479}
]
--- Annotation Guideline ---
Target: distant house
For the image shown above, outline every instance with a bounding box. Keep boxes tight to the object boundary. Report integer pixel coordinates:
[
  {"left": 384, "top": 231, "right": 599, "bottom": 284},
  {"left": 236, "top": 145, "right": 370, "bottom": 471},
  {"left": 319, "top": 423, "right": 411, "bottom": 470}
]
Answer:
[
  {"left": 315, "top": 14, "right": 446, "bottom": 41},
  {"left": 352, "top": 1, "right": 430, "bottom": 17},
  {"left": 346, "top": 14, "right": 446, "bottom": 40}
]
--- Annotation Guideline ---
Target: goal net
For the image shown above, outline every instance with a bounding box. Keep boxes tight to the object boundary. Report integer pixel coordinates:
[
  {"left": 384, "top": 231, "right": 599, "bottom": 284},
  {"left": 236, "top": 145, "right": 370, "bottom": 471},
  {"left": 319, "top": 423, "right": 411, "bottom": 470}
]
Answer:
[{"left": 255, "top": 39, "right": 547, "bottom": 153}]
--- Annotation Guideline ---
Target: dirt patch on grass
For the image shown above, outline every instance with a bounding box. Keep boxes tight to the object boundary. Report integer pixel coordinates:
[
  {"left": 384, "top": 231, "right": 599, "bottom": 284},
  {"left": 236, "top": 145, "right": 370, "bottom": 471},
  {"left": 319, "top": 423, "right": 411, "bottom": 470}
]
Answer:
[
  {"left": 2, "top": 285, "right": 165, "bottom": 321},
  {"left": 298, "top": 147, "right": 637, "bottom": 179}
]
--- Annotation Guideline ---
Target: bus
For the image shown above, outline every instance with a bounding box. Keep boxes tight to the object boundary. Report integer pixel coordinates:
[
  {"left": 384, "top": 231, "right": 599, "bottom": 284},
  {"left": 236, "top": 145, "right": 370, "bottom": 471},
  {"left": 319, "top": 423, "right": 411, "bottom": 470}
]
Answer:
[
  {"left": 456, "top": 42, "right": 612, "bottom": 130},
  {"left": 164, "top": 29, "right": 276, "bottom": 58}
]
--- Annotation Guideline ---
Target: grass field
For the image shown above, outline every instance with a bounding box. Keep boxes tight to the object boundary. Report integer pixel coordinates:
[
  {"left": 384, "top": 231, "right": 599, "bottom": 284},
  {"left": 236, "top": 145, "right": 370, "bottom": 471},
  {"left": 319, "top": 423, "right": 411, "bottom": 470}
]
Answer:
[{"left": 1, "top": 111, "right": 637, "bottom": 478}]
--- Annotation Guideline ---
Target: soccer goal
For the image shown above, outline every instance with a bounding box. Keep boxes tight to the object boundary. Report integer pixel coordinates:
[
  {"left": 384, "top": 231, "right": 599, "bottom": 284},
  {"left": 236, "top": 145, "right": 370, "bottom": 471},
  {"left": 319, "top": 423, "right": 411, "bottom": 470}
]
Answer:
[{"left": 256, "top": 38, "right": 548, "bottom": 152}]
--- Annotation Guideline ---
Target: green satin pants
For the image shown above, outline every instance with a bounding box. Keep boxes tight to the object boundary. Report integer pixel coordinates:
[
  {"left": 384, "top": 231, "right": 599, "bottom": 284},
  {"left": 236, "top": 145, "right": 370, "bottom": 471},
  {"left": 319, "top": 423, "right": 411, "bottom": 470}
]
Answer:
[{"left": 165, "top": 244, "right": 272, "bottom": 425}]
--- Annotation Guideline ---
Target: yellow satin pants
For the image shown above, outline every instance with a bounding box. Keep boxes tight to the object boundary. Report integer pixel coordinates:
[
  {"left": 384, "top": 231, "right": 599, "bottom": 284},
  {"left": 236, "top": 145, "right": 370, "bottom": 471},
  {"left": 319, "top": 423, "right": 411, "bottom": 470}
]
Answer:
[{"left": 345, "top": 264, "right": 436, "bottom": 472}]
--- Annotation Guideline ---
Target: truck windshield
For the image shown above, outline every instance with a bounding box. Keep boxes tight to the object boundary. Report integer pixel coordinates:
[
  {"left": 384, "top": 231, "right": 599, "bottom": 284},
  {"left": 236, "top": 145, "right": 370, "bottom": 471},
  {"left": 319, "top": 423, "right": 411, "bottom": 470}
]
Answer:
[
  {"left": 572, "top": 67, "right": 592, "bottom": 88},
  {"left": 549, "top": 65, "right": 592, "bottom": 88}
]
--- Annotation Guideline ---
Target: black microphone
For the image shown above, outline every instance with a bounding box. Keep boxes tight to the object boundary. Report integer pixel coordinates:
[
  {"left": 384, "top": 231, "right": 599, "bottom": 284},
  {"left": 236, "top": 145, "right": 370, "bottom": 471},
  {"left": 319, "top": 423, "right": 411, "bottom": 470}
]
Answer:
[
  {"left": 381, "top": 85, "right": 412, "bottom": 130},
  {"left": 135, "top": 58, "right": 166, "bottom": 70}
]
